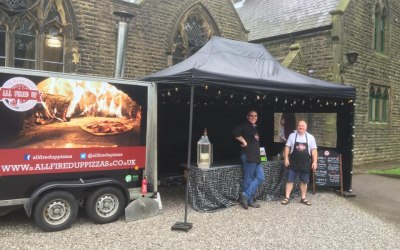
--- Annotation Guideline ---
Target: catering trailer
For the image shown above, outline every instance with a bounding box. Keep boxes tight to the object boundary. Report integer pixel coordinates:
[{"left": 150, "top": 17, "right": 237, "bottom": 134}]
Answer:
[{"left": 0, "top": 68, "right": 157, "bottom": 231}]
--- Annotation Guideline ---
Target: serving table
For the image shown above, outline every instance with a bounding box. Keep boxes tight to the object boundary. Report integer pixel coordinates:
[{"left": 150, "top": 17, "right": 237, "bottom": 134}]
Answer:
[{"left": 188, "top": 161, "right": 292, "bottom": 212}]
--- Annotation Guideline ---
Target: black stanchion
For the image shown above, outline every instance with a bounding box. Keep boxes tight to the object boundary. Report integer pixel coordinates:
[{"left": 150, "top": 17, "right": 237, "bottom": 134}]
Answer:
[
  {"left": 171, "top": 83, "right": 195, "bottom": 232},
  {"left": 171, "top": 172, "right": 193, "bottom": 231}
]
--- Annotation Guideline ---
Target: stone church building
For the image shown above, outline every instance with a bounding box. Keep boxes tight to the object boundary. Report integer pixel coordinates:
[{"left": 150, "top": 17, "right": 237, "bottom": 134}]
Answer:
[
  {"left": 237, "top": 0, "right": 400, "bottom": 168},
  {"left": 1, "top": 0, "right": 399, "bottom": 169},
  {"left": 0, "top": 0, "right": 246, "bottom": 77}
]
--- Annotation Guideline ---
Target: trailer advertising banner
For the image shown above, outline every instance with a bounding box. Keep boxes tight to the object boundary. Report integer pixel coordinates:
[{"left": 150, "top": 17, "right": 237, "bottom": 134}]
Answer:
[{"left": 0, "top": 73, "right": 148, "bottom": 177}]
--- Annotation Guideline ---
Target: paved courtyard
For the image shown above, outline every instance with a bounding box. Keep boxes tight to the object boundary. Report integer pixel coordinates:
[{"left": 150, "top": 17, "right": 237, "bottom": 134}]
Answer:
[{"left": 0, "top": 179, "right": 399, "bottom": 249}]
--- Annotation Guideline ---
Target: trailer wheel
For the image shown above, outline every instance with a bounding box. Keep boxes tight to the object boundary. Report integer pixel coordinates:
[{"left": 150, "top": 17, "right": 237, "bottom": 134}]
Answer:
[
  {"left": 33, "top": 191, "right": 78, "bottom": 232},
  {"left": 85, "top": 186, "right": 125, "bottom": 224}
]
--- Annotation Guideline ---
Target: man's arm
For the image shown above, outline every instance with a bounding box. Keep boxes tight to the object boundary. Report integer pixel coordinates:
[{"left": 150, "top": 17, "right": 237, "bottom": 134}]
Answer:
[
  {"left": 311, "top": 148, "right": 318, "bottom": 171},
  {"left": 235, "top": 136, "right": 247, "bottom": 147},
  {"left": 233, "top": 125, "right": 247, "bottom": 147},
  {"left": 283, "top": 146, "right": 290, "bottom": 167}
]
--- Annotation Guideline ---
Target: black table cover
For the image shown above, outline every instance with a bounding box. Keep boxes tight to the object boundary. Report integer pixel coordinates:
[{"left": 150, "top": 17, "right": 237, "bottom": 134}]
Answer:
[{"left": 188, "top": 161, "right": 298, "bottom": 212}]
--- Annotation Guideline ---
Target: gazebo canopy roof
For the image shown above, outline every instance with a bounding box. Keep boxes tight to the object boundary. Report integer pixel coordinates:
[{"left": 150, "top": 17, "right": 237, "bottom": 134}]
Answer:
[{"left": 142, "top": 36, "right": 355, "bottom": 100}]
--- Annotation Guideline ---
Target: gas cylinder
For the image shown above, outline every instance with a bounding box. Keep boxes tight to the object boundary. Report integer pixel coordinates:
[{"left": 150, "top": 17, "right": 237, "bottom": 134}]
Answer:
[{"left": 141, "top": 175, "right": 148, "bottom": 194}]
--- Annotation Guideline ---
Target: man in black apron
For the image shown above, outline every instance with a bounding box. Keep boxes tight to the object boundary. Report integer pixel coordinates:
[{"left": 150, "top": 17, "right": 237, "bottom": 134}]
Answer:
[{"left": 281, "top": 120, "right": 317, "bottom": 205}]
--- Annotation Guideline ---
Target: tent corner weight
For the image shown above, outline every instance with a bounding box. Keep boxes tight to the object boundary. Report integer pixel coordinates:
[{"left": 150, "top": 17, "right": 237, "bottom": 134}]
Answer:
[{"left": 171, "top": 221, "right": 193, "bottom": 232}]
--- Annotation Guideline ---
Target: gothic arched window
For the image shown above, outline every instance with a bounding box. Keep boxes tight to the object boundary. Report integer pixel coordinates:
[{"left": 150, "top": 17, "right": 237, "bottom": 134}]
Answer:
[
  {"left": 0, "top": 0, "right": 76, "bottom": 72},
  {"left": 374, "top": 0, "right": 390, "bottom": 53},
  {"left": 369, "top": 84, "right": 390, "bottom": 123},
  {"left": 169, "top": 4, "right": 220, "bottom": 65}
]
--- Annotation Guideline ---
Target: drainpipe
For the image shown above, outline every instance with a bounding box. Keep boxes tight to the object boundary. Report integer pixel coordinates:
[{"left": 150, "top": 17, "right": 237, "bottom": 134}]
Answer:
[
  {"left": 330, "top": 9, "right": 344, "bottom": 84},
  {"left": 113, "top": 11, "right": 134, "bottom": 78}
]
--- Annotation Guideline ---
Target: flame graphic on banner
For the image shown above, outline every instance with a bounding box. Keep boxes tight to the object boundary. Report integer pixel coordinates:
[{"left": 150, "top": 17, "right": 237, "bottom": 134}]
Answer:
[{"left": 37, "top": 78, "right": 139, "bottom": 120}]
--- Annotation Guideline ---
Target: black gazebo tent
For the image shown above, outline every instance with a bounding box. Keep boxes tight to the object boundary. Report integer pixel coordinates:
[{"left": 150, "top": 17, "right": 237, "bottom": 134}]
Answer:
[
  {"left": 142, "top": 36, "right": 356, "bottom": 231},
  {"left": 143, "top": 36, "right": 355, "bottom": 98},
  {"left": 143, "top": 36, "right": 355, "bottom": 181}
]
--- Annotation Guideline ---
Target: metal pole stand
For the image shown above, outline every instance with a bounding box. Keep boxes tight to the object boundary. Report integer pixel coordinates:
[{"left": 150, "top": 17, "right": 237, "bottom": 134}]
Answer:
[
  {"left": 171, "top": 84, "right": 195, "bottom": 232},
  {"left": 171, "top": 164, "right": 193, "bottom": 232}
]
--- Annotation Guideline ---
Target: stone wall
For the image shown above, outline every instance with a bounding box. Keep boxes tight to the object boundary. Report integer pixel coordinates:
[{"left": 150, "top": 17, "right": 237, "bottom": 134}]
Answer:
[
  {"left": 260, "top": 30, "right": 334, "bottom": 82},
  {"left": 70, "top": 0, "right": 246, "bottom": 78},
  {"left": 259, "top": 0, "right": 400, "bottom": 167},
  {"left": 343, "top": 0, "right": 400, "bottom": 166}
]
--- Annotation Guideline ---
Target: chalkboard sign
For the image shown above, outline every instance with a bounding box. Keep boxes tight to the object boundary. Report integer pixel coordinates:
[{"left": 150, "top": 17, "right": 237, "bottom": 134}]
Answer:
[{"left": 314, "top": 149, "right": 341, "bottom": 188}]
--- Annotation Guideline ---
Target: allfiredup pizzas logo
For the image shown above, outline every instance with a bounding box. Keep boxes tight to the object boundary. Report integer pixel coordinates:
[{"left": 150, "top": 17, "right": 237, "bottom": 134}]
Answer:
[{"left": 0, "top": 77, "right": 42, "bottom": 112}]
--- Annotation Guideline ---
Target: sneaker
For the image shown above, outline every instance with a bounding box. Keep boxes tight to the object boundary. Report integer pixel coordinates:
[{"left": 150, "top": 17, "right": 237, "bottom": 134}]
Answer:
[
  {"left": 239, "top": 193, "right": 248, "bottom": 209},
  {"left": 248, "top": 202, "right": 260, "bottom": 208}
]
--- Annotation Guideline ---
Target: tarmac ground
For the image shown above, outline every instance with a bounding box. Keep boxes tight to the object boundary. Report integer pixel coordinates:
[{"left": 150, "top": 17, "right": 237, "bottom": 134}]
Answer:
[{"left": 350, "top": 164, "right": 400, "bottom": 228}]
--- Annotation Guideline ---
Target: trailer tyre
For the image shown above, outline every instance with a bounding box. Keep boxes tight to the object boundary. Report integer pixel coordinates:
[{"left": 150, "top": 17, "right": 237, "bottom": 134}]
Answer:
[
  {"left": 86, "top": 186, "right": 125, "bottom": 224},
  {"left": 33, "top": 191, "right": 78, "bottom": 232}
]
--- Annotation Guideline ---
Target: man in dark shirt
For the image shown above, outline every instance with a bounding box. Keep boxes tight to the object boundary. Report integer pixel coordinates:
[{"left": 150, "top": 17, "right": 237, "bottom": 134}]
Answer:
[{"left": 233, "top": 110, "right": 265, "bottom": 209}]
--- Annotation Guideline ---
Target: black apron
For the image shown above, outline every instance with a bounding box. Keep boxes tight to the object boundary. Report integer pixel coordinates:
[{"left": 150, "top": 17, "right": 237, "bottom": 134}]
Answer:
[{"left": 289, "top": 133, "right": 311, "bottom": 172}]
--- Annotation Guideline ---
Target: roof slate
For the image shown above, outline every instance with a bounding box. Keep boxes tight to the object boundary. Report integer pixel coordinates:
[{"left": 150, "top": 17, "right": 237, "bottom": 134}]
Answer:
[{"left": 236, "top": 0, "right": 340, "bottom": 41}]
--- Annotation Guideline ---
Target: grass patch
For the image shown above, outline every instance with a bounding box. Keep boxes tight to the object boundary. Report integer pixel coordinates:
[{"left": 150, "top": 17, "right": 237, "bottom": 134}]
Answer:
[{"left": 369, "top": 168, "right": 400, "bottom": 176}]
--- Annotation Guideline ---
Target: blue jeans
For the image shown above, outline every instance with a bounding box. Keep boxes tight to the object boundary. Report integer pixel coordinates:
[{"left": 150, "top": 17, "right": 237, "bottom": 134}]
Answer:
[{"left": 240, "top": 154, "right": 265, "bottom": 204}]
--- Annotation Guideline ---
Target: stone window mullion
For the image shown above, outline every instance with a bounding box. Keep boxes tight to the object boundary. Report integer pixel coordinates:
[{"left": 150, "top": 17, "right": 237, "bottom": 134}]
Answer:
[
  {"left": 0, "top": 26, "right": 5, "bottom": 66},
  {"left": 382, "top": 88, "right": 389, "bottom": 122},
  {"left": 375, "top": 87, "right": 381, "bottom": 122},
  {"left": 368, "top": 86, "right": 375, "bottom": 122},
  {"left": 6, "top": 28, "right": 14, "bottom": 67},
  {"left": 36, "top": 32, "right": 44, "bottom": 69}
]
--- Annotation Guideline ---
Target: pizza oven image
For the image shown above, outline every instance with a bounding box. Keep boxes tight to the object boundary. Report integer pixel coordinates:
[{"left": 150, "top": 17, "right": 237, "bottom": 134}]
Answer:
[{"left": 1, "top": 77, "right": 142, "bottom": 149}]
